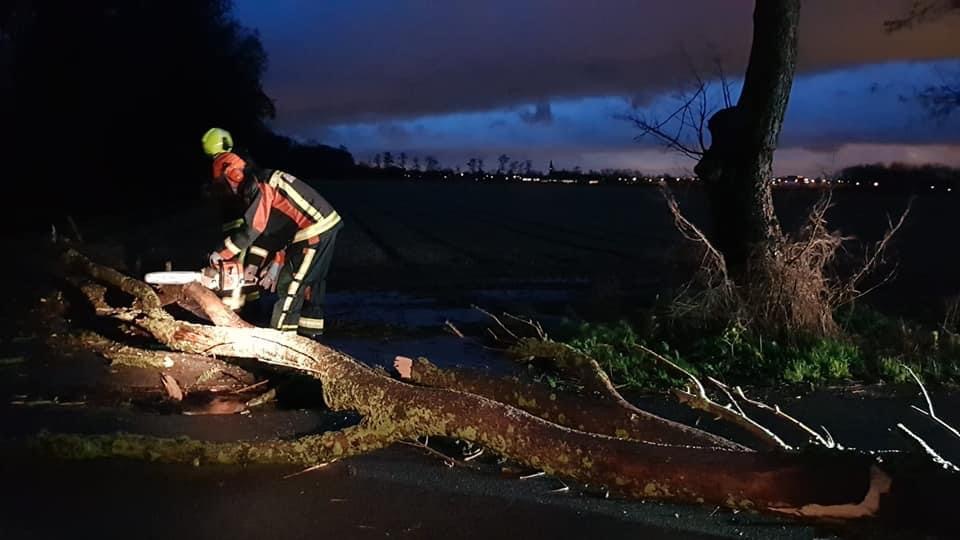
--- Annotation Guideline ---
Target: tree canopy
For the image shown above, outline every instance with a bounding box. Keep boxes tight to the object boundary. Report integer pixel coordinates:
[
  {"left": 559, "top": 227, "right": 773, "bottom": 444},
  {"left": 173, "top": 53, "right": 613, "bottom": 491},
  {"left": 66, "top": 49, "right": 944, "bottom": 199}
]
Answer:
[{"left": 1, "top": 1, "right": 352, "bottom": 227}]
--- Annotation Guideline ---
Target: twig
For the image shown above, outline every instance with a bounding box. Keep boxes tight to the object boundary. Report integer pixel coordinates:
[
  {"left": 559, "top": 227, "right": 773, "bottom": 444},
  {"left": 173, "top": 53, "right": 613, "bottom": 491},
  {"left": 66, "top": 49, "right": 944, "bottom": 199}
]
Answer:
[
  {"left": 549, "top": 480, "right": 571, "bottom": 494},
  {"left": 66, "top": 215, "right": 84, "bottom": 243},
  {"left": 904, "top": 365, "right": 960, "bottom": 441},
  {"left": 232, "top": 379, "right": 270, "bottom": 394},
  {"left": 399, "top": 440, "right": 464, "bottom": 468},
  {"left": 731, "top": 385, "right": 834, "bottom": 448},
  {"left": 634, "top": 345, "right": 790, "bottom": 451},
  {"left": 501, "top": 312, "right": 547, "bottom": 340},
  {"left": 635, "top": 344, "right": 705, "bottom": 397},
  {"left": 519, "top": 471, "right": 546, "bottom": 480},
  {"left": 472, "top": 305, "right": 521, "bottom": 342},
  {"left": 282, "top": 460, "right": 337, "bottom": 479},
  {"left": 444, "top": 320, "right": 465, "bottom": 339},
  {"left": 661, "top": 186, "right": 730, "bottom": 284},
  {"left": 707, "top": 377, "right": 745, "bottom": 416},
  {"left": 896, "top": 424, "right": 959, "bottom": 472},
  {"left": 844, "top": 200, "right": 912, "bottom": 302}
]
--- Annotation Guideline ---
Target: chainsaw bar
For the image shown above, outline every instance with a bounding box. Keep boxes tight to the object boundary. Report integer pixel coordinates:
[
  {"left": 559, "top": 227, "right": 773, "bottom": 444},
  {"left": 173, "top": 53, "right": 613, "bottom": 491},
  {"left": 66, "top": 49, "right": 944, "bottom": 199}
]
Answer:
[{"left": 144, "top": 271, "right": 203, "bottom": 285}]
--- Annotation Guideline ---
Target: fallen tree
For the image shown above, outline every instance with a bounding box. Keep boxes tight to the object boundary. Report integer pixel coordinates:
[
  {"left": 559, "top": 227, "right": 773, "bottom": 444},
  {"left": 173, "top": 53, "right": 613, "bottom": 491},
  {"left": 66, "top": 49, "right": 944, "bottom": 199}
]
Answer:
[{"left": 25, "top": 248, "right": 960, "bottom": 535}]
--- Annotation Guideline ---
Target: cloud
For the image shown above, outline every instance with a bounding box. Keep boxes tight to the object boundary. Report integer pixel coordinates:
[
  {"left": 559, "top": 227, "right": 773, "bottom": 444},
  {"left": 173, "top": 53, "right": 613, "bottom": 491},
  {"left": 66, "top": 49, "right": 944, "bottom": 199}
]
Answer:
[
  {"left": 519, "top": 102, "right": 553, "bottom": 125},
  {"left": 375, "top": 123, "right": 412, "bottom": 143},
  {"left": 236, "top": 0, "right": 960, "bottom": 127}
]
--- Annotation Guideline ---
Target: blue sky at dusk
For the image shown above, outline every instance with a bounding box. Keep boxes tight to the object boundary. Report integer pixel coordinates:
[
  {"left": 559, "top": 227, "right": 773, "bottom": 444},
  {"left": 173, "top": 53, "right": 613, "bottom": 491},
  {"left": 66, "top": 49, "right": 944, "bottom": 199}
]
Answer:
[{"left": 234, "top": 1, "right": 960, "bottom": 175}]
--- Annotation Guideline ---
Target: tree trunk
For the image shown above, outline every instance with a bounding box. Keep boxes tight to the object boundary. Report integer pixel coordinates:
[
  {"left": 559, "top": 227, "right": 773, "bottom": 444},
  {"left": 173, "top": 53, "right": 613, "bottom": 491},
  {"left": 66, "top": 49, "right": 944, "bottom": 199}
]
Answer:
[
  {"left": 38, "top": 248, "right": 959, "bottom": 535},
  {"left": 694, "top": 0, "right": 798, "bottom": 273}
]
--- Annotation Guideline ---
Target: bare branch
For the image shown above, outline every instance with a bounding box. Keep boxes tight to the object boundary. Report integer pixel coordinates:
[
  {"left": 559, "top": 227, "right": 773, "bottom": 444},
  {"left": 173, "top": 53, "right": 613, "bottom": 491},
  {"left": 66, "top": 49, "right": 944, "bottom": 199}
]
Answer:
[
  {"left": 633, "top": 344, "right": 790, "bottom": 451},
  {"left": 896, "top": 424, "right": 959, "bottom": 472},
  {"left": 444, "top": 320, "right": 465, "bottom": 339},
  {"left": 884, "top": 0, "right": 960, "bottom": 32},
  {"left": 836, "top": 199, "right": 912, "bottom": 305},
  {"left": 660, "top": 185, "right": 730, "bottom": 285},
  {"left": 501, "top": 312, "right": 548, "bottom": 340},
  {"left": 473, "top": 305, "right": 521, "bottom": 342},
  {"left": 904, "top": 365, "right": 960, "bottom": 441},
  {"left": 731, "top": 385, "right": 834, "bottom": 448}
]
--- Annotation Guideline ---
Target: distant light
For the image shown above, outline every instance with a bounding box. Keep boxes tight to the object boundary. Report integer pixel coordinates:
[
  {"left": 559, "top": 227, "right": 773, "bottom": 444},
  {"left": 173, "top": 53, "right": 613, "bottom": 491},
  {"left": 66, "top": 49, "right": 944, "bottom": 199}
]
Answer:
[
  {"left": 855, "top": 182, "right": 861, "bottom": 186},
  {"left": 948, "top": 188, "right": 953, "bottom": 192},
  {"left": 873, "top": 182, "right": 879, "bottom": 187},
  {"left": 930, "top": 185, "right": 936, "bottom": 190}
]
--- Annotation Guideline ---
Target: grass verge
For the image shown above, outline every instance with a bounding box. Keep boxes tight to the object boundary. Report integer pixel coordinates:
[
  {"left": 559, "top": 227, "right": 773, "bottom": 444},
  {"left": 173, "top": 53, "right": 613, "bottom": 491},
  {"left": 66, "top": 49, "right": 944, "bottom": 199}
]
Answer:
[{"left": 556, "top": 305, "right": 960, "bottom": 391}]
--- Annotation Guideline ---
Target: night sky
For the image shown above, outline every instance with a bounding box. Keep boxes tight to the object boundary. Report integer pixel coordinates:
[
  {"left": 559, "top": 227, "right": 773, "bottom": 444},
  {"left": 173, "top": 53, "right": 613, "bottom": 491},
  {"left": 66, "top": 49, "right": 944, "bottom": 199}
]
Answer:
[{"left": 234, "top": 0, "right": 960, "bottom": 175}]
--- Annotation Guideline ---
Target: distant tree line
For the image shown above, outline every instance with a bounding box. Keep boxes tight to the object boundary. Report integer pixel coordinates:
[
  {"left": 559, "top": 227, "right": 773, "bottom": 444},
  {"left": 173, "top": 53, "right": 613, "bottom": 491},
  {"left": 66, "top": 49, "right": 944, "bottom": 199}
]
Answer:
[{"left": 0, "top": 0, "right": 354, "bottom": 228}]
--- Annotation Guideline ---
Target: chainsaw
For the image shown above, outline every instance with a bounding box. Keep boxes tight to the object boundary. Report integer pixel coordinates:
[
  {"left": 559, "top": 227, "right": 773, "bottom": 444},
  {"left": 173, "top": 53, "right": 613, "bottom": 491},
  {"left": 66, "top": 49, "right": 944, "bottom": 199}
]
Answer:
[{"left": 144, "top": 260, "right": 255, "bottom": 292}]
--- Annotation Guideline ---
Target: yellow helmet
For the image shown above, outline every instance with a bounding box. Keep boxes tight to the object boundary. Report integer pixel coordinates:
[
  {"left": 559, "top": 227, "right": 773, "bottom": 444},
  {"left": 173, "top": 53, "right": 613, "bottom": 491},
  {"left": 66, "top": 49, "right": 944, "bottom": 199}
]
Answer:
[{"left": 202, "top": 127, "right": 234, "bottom": 157}]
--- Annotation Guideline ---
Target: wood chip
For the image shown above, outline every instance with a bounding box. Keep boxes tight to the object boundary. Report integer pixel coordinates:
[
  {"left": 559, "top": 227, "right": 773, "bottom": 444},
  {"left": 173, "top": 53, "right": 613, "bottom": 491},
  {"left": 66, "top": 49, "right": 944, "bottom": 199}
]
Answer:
[{"left": 160, "top": 373, "right": 184, "bottom": 401}]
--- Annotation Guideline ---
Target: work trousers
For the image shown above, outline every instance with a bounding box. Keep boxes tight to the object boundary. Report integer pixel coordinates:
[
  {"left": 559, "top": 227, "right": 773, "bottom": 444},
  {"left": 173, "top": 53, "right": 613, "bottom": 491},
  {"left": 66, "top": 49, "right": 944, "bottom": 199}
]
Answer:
[{"left": 269, "top": 225, "right": 340, "bottom": 337}]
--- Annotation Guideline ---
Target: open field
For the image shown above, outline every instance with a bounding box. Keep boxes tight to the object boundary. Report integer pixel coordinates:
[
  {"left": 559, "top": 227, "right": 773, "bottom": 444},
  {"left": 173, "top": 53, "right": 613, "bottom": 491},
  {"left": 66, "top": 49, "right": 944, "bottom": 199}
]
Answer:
[{"left": 308, "top": 180, "right": 957, "bottom": 320}]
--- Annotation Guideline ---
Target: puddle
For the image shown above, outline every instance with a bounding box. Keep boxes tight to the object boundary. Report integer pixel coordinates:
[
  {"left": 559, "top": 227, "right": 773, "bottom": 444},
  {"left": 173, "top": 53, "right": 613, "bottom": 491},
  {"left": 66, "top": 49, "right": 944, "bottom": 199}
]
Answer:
[{"left": 326, "top": 287, "right": 577, "bottom": 330}]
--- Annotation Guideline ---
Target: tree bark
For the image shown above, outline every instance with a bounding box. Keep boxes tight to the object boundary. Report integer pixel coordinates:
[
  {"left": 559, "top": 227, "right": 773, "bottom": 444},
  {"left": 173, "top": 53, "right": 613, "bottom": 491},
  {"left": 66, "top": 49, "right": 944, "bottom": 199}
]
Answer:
[
  {"left": 400, "top": 356, "right": 748, "bottom": 450},
  {"left": 694, "top": 0, "right": 798, "bottom": 272},
  {"left": 44, "top": 247, "right": 960, "bottom": 532}
]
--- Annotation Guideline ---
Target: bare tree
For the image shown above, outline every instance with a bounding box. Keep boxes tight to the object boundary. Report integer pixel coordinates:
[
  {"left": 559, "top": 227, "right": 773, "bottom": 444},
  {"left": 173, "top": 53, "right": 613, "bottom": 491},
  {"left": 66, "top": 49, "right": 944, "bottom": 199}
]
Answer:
[
  {"left": 372, "top": 153, "right": 382, "bottom": 168},
  {"left": 467, "top": 157, "right": 478, "bottom": 174},
  {"left": 382, "top": 151, "right": 394, "bottom": 168},
  {"left": 412, "top": 156, "right": 420, "bottom": 171},
  {"left": 425, "top": 155, "right": 439, "bottom": 172},
  {"left": 627, "top": 0, "right": 866, "bottom": 336},
  {"left": 498, "top": 154, "right": 510, "bottom": 174}
]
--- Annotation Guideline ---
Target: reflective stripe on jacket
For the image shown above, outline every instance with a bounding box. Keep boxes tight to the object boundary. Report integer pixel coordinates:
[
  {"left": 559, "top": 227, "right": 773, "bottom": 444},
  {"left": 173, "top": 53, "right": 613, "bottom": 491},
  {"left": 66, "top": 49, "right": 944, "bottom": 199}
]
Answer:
[{"left": 217, "top": 170, "right": 341, "bottom": 260}]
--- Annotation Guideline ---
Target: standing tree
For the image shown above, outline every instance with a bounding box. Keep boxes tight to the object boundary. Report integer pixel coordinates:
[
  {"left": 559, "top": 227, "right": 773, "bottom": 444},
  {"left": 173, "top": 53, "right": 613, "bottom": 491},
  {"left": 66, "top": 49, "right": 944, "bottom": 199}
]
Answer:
[
  {"left": 425, "top": 155, "right": 439, "bottom": 172},
  {"left": 692, "top": 0, "right": 797, "bottom": 273},
  {"left": 629, "top": 0, "right": 871, "bottom": 336},
  {"left": 399, "top": 152, "right": 408, "bottom": 170},
  {"left": 1, "top": 0, "right": 276, "bottom": 227},
  {"left": 467, "top": 158, "right": 478, "bottom": 174},
  {"left": 498, "top": 153, "right": 510, "bottom": 173},
  {"left": 412, "top": 156, "right": 421, "bottom": 172},
  {"left": 383, "top": 151, "right": 395, "bottom": 168},
  {"left": 373, "top": 153, "right": 382, "bottom": 168}
]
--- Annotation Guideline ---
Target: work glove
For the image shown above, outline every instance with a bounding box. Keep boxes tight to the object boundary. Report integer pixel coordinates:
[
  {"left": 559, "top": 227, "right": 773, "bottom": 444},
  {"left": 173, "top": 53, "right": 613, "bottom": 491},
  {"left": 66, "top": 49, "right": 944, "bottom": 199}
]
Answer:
[
  {"left": 258, "top": 261, "right": 281, "bottom": 293},
  {"left": 209, "top": 251, "right": 224, "bottom": 268}
]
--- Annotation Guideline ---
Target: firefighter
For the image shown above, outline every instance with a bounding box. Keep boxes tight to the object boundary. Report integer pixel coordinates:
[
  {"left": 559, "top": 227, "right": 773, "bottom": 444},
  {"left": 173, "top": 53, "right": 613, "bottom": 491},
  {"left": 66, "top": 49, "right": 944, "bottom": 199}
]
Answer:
[
  {"left": 201, "top": 128, "right": 261, "bottom": 313},
  {"left": 206, "top": 149, "right": 342, "bottom": 338}
]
